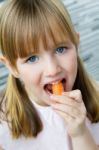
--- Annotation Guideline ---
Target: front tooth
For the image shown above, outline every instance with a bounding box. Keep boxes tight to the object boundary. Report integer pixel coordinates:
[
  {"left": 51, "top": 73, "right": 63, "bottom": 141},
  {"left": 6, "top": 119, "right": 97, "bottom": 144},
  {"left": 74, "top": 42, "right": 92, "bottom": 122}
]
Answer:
[{"left": 52, "top": 80, "right": 61, "bottom": 85}]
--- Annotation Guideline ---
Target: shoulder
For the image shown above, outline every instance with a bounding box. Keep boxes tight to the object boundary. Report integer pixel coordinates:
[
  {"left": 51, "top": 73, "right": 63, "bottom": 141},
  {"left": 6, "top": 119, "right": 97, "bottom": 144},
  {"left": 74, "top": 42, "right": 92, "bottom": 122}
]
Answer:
[
  {"left": 0, "top": 120, "right": 14, "bottom": 150},
  {"left": 0, "top": 146, "right": 4, "bottom": 150},
  {"left": 87, "top": 119, "right": 99, "bottom": 145},
  {"left": 0, "top": 121, "right": 8, "bottom": 138},
  {"left": 0, "top": 121, "right": 10, "bottom": 146}
]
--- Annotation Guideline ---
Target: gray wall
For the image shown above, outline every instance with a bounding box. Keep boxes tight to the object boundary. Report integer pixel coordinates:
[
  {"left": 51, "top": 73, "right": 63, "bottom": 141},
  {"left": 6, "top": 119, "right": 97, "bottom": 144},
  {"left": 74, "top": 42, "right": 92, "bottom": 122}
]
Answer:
[
  {"left": 63, "top": 0, "right": 99, "bottom": 81},
  {"left": 0, "top": 1, "right": 9, "bottom": 91}
]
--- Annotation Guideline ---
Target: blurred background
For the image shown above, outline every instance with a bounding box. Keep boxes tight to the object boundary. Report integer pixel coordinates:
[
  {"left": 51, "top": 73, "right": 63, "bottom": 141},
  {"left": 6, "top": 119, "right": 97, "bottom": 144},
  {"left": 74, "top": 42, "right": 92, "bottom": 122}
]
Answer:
[{"left": 0, "top": 0, "right": 99, "bottom": 91}]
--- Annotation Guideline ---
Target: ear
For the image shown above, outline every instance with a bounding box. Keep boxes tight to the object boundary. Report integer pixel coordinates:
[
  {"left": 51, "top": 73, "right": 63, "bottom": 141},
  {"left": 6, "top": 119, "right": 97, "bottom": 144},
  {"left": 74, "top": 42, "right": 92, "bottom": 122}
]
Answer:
[{"left": 0, "top": 55, "right": 19, "bottom": 78}]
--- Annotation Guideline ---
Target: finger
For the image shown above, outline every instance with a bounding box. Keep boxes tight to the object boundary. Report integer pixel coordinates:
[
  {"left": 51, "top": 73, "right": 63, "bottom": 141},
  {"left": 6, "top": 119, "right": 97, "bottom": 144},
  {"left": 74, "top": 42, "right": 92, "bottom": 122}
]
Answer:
[
  {"left": 53, "top": 108, "right": 75, "bottom": 123},
  {"left": 54, "top": 109, "right": 87, "bottom": 137},
  {"left": 50, "top": 94, "right": 81, "bottom": 108},
  {"left": 51, "top": 102, "right": 81, "bottom": 118},
  {"left": 63, "top": 90, "right": 82, "bottom": 102}
]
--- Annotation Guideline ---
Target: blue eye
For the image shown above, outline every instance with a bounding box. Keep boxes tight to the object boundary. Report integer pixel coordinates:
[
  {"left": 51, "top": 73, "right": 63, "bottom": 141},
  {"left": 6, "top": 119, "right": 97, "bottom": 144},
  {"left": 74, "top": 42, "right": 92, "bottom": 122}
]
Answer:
[
  {"left": 56, "top": 47, "right": 66, "bottom": 54},
  {"left": 26, "top": 56, "right": 39, "bottom": 63}
]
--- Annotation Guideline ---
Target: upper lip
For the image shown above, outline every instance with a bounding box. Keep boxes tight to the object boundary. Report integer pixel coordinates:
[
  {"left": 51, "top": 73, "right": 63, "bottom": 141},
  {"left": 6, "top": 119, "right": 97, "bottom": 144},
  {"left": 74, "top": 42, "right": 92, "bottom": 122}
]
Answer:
[{"left": 44, "top": 78, "right": 65, "bottom": 85}]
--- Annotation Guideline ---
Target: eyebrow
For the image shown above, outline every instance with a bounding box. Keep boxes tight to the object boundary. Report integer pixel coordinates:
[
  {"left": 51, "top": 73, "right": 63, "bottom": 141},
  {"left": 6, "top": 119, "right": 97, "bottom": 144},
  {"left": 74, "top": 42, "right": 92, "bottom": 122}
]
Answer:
[
  {"left": 19, "top": 41, "right": 72, "bottom": 61},
  {"left": 51, "top": 41, "right": 72, "bottom": 49},
  {"left": 18, "top": 52, "right": 38, "bottom": 61}
]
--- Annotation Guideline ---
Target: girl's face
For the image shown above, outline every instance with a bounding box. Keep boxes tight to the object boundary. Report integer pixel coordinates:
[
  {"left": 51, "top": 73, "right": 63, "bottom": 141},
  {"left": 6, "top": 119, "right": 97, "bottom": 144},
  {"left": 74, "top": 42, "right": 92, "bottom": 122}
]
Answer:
[{"left": 16, "top": 34, "right": 78, "bottom": 106}]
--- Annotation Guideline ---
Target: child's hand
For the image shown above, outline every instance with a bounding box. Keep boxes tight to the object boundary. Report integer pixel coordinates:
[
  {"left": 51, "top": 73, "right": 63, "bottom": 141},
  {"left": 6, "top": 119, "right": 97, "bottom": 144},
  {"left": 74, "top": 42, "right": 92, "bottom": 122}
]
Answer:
[{"left": 50, "top": 89, "right": 87, "bottom": 138}]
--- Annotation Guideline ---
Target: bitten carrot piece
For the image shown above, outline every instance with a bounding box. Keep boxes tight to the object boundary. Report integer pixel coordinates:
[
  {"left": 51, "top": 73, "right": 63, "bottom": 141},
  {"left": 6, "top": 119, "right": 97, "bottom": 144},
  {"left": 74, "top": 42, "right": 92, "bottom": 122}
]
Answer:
[{"left": 52, "top": 82, "right": 64, "bottom": 95}]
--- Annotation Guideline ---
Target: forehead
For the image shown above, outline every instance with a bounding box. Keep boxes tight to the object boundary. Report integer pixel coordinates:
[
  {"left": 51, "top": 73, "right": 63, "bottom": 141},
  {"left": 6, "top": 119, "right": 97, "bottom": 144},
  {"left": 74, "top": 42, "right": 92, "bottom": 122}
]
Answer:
[
  {"left": 19, "top": 25, "right": 71, "bottom": 58},
  {"left": 11, "top": 8, "right": 74, "bottom": 59},
  {"left": 39, "top": 30, "right": 71, "bottom": 50}
]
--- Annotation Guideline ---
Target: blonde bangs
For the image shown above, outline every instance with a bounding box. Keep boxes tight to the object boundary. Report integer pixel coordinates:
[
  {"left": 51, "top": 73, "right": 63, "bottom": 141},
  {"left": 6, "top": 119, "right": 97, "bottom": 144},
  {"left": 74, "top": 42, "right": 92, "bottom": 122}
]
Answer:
[
  {"left": 0, "top": 0, "right": 78, "bottom": 68},
  {"left": 11, "top": 9, "right": 72, "bottom": 58}
]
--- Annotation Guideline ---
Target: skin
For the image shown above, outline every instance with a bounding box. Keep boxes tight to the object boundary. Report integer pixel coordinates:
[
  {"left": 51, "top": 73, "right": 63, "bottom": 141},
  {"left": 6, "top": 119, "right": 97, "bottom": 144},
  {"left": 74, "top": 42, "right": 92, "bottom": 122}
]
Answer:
[
  {"left": 0, "top": 33, "right": 98, "bottom": 149},
  {"left": 9, "top": 34, "right": 78, "bottom": 106},
  {"left": 50, "top": 90, "right": 86, "bottom": 137}
]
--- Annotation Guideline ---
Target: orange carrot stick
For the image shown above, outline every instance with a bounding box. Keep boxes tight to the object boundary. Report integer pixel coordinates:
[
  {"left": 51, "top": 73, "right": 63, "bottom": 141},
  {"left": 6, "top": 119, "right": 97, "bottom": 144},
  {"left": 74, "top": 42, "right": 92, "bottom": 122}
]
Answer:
[{"left": 52, "top": 82, "right": 64, "bottom": 95}]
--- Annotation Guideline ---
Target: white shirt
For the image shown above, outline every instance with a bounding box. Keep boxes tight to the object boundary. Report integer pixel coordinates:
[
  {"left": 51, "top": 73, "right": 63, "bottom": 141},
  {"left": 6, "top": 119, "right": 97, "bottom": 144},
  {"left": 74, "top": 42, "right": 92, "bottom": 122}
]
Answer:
[{"left": 0, "top": 101, "right": 99, "bottom": 150}]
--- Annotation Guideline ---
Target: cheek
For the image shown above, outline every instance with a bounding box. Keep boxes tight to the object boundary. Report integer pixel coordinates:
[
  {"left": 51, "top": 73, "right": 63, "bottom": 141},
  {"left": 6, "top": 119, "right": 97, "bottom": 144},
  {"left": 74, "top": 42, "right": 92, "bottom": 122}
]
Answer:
[
  {"left": 63, "top": 51, "right": 78, "bottom": 88},
  {"left": 18, "top": 65, "right": 42, "bottom": 86},
  {"left": 67, "top": 52, "right": 78, "bottom": 88},
  {"left": 69, "top": 54, "right": 77, "bottom": 74},
  {"left": 63, "top": 50, "right": 78, "bottom": 73}
]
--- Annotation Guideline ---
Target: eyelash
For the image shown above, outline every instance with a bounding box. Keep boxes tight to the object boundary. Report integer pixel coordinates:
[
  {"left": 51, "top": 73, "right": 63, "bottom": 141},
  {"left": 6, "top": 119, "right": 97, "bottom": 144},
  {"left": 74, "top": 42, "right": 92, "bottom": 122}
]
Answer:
[
  {"left": 55, "top": 46, "right": 68, "bottom": 54},
  {"left": 26, "top": 46, "right": 68, "bottom": 63},
  {"left": 26, "top": 55, "right": 39, "bottom": 63}
]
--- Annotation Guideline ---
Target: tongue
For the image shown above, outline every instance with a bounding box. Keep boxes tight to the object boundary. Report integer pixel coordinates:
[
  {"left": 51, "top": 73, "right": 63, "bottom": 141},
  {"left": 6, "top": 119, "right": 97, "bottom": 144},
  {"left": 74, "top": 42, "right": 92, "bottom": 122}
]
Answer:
[{"left": 47, "top": 84, "right": 52, "bottom": 91}]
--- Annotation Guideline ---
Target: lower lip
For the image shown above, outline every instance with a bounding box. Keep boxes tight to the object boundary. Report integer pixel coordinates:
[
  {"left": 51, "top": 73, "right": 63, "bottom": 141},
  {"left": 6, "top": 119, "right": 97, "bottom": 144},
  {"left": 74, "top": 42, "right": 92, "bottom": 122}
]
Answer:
[{"left": 46, "top": 90, "right": 52, "bottom": 96}]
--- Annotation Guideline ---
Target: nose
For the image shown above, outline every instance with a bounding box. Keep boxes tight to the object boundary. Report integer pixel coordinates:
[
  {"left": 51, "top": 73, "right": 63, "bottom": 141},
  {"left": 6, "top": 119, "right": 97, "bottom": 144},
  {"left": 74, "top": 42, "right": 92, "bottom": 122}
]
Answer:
[{"left": 44, "top": 57, "right": 62, "bottom": 77}]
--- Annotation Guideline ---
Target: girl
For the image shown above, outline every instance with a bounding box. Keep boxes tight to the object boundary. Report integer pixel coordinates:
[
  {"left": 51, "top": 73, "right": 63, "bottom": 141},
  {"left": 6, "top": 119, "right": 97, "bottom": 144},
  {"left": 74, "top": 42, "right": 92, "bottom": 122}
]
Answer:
[{"left": 0, "top": 0, "right": 99, "bottom": 149}]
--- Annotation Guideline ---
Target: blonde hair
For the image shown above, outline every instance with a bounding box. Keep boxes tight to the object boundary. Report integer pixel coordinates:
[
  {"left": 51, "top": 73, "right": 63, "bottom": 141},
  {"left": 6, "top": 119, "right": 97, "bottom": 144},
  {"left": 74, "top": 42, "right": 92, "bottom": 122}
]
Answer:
[{"left": 0, "top": 0, "right": 99, "bottom": 138}]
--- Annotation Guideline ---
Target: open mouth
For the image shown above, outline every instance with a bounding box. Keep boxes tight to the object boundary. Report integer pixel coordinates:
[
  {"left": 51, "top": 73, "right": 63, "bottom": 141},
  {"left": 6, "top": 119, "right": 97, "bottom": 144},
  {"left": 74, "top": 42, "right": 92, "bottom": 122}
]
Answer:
[{"left": 44, "top": 78, "right": 66, "bottom": 95}]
